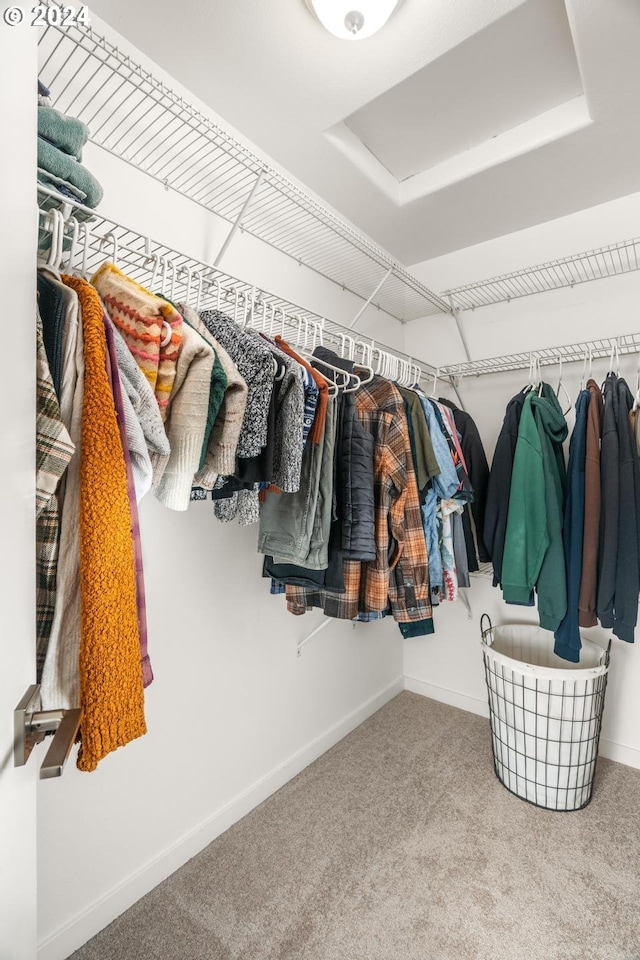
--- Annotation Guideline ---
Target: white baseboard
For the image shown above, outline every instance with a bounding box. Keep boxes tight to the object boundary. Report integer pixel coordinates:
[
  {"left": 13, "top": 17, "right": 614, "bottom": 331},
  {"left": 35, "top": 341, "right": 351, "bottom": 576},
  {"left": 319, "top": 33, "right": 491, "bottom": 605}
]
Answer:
[
  {"left": 404, "top": 676, "right": 640, "bottom": 770},
  {"left": 403, "top": 675, "right": 489, "bottom": 719},
  {"left": 38, "top": 677, "right": 404, "bottom": 960},
  {"left": 598, "top": 737, "right": 640, "bottom": 769}
]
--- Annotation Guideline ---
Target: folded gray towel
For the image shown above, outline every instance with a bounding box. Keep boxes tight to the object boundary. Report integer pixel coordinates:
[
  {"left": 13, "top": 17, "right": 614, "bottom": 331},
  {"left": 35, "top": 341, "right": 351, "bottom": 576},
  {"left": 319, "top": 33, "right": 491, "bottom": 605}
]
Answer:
[
  {"left": 38, "top": 105, "right": 89, "bottom": 162},
  {"left": 37, "top": 137, "right": 103, "bottom": 209}
]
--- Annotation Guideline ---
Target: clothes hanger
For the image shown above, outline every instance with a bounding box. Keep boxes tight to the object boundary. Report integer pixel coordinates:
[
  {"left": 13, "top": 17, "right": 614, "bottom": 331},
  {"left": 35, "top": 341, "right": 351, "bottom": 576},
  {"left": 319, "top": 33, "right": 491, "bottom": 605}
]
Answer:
[
  {"left": 155, "top": 257, "right": 176, "bottom": 347},
  {"left": 288, "top": 320, "right": 339, "bottom": 398},
  {"left": 64, "top": 216, "right": 80, "bottom": 274},
  {"left": 431, "top": 367, "right": 439, "bottom": 398},
  {"left": 580, "top": 345, "right": 593, "bottom": 391},
  {"left": 353, "top": 339, "right": 374, "bottom": 385},
  {"left": 183, "top": 266, "right": 193, "bottom": 305},
  {"left": 147, "top": 253, "right": 160, "bottom": 292},
  {"left": 168, "top": 258, "right": 177, "bottom": 303},
  {"left": 242, "top": 285, "right": 256, "bottom": 329},
  {"left": 80, "top": 219, "right": 94, "bottom": 280},
  {"left": 299, "top": 335, "right": 359, "bottom": 393},
  {"left": 101, "top": 231, "right": 119, "bottom": 271},
  {"left": 633, "top": 350, "right": 640, "bottom": 412},
  {"left": 555, "top": 355, "right": 572, "bottom": 415},
  {"left": 608, "top": 338, "right": 620, "bottom": 377},
  {"left": 46, "top": 210, "right": 60, "bottom": 270}
]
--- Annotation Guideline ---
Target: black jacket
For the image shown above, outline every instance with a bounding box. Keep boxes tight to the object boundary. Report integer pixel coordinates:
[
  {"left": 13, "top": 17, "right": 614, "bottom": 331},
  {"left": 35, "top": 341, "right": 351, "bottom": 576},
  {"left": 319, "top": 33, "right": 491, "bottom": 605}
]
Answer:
[
  {"left": 597, "top": 374, "right": 619, "bottom": 628},
  {"left": 439, "top": 399, "right": 491, "bottom": 569},
  {"left": 483, "top": 389, "right": 527, "bottom": 587},
  {"left": 599, "top": 375, "right": 639, "bottom": 642}
]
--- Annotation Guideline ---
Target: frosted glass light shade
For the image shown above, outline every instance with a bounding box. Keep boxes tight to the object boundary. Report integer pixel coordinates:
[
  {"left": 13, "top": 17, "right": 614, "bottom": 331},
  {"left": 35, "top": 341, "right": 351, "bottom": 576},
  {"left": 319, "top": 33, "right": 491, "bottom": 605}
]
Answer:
[{"left": 307, "top": 0, "right": 399, "bottom": 40}]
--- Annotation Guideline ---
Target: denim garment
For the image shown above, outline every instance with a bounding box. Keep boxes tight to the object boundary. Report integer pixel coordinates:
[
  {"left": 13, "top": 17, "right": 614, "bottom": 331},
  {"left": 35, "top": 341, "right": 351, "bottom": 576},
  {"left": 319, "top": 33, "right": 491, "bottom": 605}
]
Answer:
[{"left": 416, "top": 393, "right": 460, "bottom": 595}]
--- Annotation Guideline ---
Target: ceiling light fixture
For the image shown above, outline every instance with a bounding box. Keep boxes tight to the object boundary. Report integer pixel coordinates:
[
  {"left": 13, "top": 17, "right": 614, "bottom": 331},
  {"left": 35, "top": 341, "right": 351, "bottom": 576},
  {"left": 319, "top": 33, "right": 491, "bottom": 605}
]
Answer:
[{"left": 306, "top": 0, "right": 399, "bottom": 41}]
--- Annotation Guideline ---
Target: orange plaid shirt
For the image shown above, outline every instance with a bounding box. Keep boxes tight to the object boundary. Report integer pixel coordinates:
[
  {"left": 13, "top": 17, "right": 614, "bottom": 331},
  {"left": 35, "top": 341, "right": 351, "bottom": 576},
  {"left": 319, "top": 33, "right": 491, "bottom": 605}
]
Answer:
[{"left": 286, "top": 377, "right": 431, "bottom": 622}]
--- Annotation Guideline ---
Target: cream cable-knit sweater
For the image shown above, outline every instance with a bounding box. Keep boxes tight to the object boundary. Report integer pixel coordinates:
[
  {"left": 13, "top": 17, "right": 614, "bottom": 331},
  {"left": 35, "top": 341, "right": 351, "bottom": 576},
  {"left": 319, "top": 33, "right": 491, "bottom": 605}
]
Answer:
[
  {"left": 154, "top": 321, "right": 215, "bottom": 511},
  {"left": 178, "top": 302, "right": 248, "bottom": 487}
]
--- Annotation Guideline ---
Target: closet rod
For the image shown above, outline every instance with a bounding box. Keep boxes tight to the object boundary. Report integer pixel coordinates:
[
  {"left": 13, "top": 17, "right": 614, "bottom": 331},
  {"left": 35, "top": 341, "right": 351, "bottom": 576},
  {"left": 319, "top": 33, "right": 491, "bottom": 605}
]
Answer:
[
  {"left": 37, "top": 188, "right": 437, "bottom": 384},
  {"left": 439, "top": 332, "right": 640, "bottom": 379}
]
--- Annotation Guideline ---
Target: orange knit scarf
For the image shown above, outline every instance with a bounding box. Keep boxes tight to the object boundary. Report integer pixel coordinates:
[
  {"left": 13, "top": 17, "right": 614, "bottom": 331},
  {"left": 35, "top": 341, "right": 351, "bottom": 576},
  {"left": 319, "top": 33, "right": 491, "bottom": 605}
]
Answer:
[{"left": 62, "top": 275, "right": 146, "bottom": 771}]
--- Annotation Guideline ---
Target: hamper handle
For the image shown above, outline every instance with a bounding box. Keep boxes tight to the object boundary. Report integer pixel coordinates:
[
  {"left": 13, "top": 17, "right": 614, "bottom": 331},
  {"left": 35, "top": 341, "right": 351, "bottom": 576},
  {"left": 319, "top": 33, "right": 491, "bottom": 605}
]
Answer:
[{"left": 480, "top": 613, "right": 493, "bottom": 642}]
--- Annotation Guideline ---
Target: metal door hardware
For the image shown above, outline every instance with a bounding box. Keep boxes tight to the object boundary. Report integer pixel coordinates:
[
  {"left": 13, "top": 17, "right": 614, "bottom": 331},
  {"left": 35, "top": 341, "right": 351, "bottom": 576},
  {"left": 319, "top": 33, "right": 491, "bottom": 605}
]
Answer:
[{"left": 14, "top": 684, "right": 81, "bottom": 779}]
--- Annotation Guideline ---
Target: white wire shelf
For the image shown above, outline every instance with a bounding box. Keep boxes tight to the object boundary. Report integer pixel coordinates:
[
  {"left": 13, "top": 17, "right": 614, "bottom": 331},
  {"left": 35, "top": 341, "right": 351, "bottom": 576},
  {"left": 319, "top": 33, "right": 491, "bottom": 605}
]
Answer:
[
  {"left": 37, "top": 186, "right": 437, "bottom": 385},
  {"left": 37, "top": 17, "right": 450, "bottom": 324},
  {"left": 443, "top": 237, "right": 640, "bottom": 311},
  {"left": 439, "top": 333, "right": 640, "bottom": 378}
]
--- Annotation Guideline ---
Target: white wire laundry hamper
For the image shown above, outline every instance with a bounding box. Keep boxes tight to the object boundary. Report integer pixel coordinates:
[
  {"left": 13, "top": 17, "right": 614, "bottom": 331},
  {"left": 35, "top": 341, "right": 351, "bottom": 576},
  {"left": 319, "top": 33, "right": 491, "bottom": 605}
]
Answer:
[{"left": 480, "top": 616, "right": 611, "bottom": 812}]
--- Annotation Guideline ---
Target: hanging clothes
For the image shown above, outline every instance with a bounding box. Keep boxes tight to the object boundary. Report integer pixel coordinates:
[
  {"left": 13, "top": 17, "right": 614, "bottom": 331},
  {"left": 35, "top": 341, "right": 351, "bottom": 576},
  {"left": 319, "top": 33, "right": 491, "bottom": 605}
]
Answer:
[
  {"left": 178, "top": 303, "right": 247, "bottom": 488},
  {"left": 103, "top": 315, "right": 152, "bottom": 687},
  {"left": 438, "top": 399, "right": 491, "bottom": 571},
  {"left": 502, "top": 385, "right": 568, "bottom": 630},
  {"left": 109, "top": 318, "right": 171, "bottom": 488},
  {"left": 199, "top": 309, "right": 274, "bottom": 458},
  {"left": 251, "top": 331, "right": 305, "bottom": 493},
  {"left": 40, "top": 276, "right": 85, "bottom": 713},
  {"left": 92, "top": 263, "right": 184, "bottom": 419},
  {"left": 175, "top": 302, "right": 228, "bottom": 474},
  {"left": 395, "top": 385, "right": 441, "bottom": 498},
  {"left": 36, "top": 311, "right": 75, "bottom": 680},
  {"left": 597, "top": 373, "right": 619, "bottom": 629},
  {"left": 597, "top": 374, "right": 639, "bottom": 643},
  {"left": 101, "top": 314, "right": 154, "bottom": 502},
  {"left": 62, "top": 275, "right": 146, "bottom": 772},
  {"left": 285, "top": 376, "right": 431, "bottom": 629},
  {"left": 483, "top": 389, "right": 528, "bottom": 588},
  {"left": 578, "top": 379, "right": 604, "bottom": 628},
  {"left": 154, "top": 320, "right": 216, "bottom": 511},
  {"left": 554, "top": 389, "right": 590, "bottom": 662},
  {"left": 413, "top": 390, "right": 460, "bottom": 602},
  {"left": 261, "top": 394, "right": 338, "bottom": 577},
  {"left": 437, "top": 499, "right": 463, "bottom": 601}
]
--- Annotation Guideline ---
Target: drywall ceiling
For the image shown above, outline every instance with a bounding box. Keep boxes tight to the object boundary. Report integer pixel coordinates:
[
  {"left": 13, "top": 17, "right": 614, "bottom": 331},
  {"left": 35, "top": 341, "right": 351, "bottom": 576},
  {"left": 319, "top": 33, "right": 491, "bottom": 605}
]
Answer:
[{"left": 85, "top": 0, "right": 640, "bottom": 268}]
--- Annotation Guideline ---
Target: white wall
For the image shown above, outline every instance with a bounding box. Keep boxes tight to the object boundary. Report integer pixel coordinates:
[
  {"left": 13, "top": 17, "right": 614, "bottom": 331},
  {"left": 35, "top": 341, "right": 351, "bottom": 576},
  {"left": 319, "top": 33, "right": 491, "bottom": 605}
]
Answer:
[
  {"left": 404, "top": 209, "right": 640, "bottom": 772},
  {"left": 0, "top": 22, "right": 38, "bottom": 960},
  {"left": 36, "top": 22, "right": 407, "bottom": 960}
]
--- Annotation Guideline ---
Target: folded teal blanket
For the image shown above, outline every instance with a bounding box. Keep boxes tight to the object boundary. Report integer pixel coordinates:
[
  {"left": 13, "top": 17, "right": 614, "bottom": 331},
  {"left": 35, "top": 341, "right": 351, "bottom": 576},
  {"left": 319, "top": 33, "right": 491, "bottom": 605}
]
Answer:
[
  {"left": 38, "top": 106, "right": 89, "bottom": 162},
  {"left": 38, "top": 137, "right": 103, "bottom": 209}
]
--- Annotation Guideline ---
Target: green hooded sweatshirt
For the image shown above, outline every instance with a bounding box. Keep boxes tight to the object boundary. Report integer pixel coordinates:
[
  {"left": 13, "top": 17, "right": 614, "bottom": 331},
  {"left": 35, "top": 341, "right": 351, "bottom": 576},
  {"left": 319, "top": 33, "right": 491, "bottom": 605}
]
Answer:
[{"left": 502, "top": 384, "right": 568, "bottom": 630}]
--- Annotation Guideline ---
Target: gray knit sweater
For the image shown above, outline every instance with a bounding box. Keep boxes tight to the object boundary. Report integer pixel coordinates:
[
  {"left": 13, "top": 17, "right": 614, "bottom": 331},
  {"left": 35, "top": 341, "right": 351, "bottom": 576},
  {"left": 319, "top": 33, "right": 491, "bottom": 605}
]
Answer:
[
  {"left": 246, "top": 331, "right": 305, "bottom": 492},
  {"left": 199, "top": 310, "right": 274, "bottom": 459}
]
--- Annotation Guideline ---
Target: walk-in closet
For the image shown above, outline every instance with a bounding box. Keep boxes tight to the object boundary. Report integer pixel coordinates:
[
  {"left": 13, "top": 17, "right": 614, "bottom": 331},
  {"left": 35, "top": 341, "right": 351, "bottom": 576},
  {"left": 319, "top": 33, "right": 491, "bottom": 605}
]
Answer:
[{"left": 3, "top": 2, "right": 640, "bottom": 958}]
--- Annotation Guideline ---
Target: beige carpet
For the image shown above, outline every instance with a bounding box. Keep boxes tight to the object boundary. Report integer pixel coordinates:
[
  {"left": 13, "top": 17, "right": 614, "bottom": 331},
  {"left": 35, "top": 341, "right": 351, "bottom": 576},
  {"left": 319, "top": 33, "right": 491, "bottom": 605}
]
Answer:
[{"left": 70, "top": 693, "right": 640, "bottom": 960}]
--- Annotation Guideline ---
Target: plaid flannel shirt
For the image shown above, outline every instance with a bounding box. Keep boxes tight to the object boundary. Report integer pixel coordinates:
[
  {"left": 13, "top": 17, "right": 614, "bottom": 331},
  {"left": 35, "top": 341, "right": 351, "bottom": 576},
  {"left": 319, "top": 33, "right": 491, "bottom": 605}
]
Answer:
[
  {"left": 286, "top": 376, "right": 431, "bottom": 622},
  {"left": 36, "top": 313, "right": 75, "bottom": 678}
]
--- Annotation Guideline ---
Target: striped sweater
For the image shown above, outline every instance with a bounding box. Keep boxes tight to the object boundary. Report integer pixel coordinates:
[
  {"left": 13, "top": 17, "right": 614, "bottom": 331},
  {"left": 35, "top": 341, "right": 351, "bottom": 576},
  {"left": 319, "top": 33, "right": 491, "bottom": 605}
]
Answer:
[{"left": 92, "top": 263, "right": 183, "bottom": 420}]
